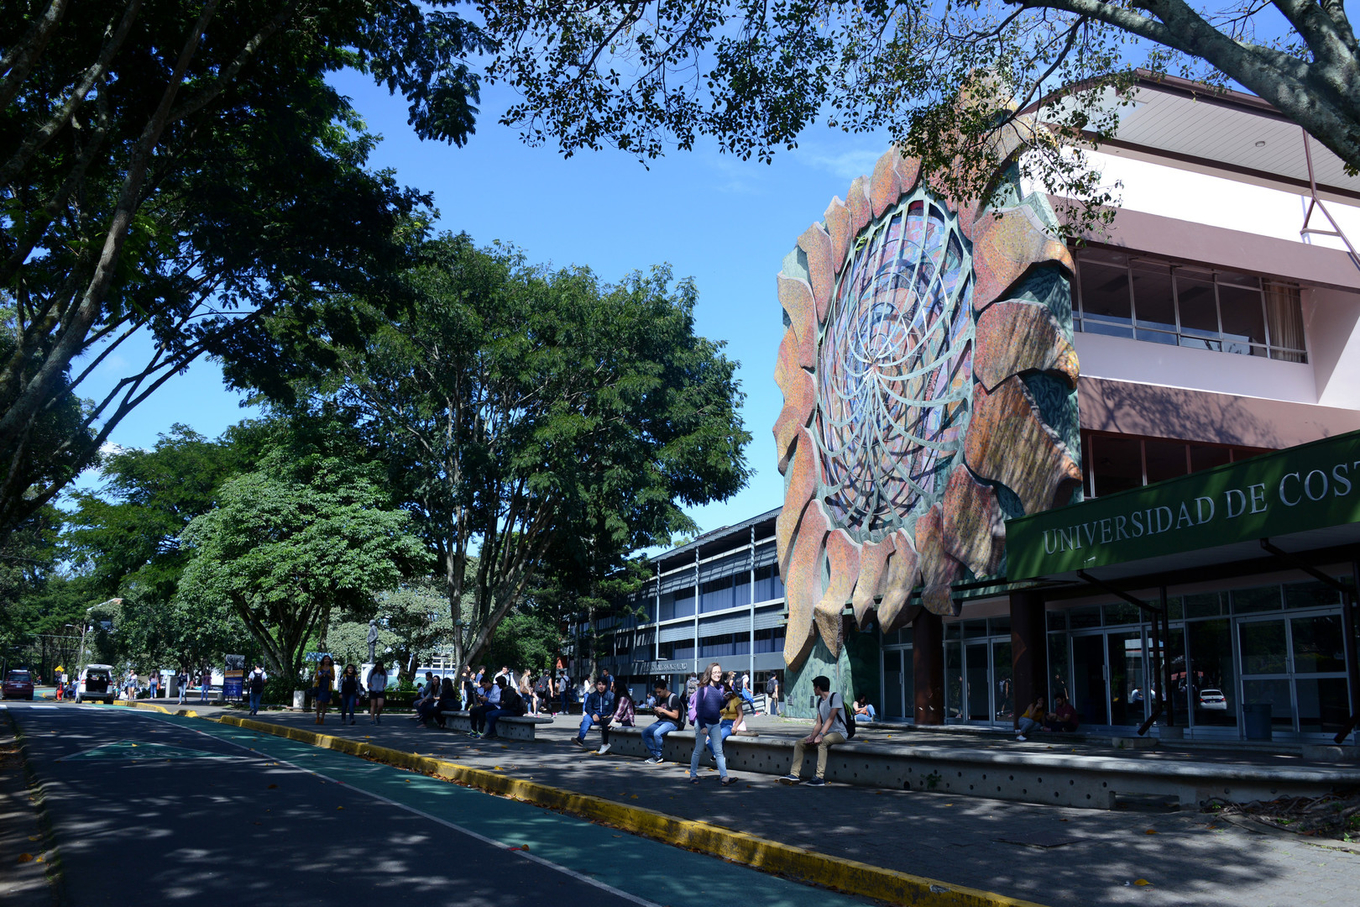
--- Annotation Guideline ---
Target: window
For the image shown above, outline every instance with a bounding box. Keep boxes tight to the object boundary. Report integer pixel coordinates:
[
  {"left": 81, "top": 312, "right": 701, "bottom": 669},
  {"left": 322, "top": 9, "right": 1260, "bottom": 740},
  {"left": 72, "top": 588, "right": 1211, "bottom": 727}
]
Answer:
[
  {"left": 1074, "top": 247, "right": 1306, "bottom": 362},
  {"left": 1082, "top": 432, "right": 1273, "bottom": 498}
]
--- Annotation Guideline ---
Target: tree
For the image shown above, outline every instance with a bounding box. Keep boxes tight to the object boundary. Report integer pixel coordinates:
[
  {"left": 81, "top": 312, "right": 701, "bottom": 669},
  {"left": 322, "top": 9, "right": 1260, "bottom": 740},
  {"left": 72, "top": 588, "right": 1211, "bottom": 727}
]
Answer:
[
  {"left": 302, "top": 233, "right": 750, "bottom": 676},
  {"left": 480, "top": 2, "right": 1359, "bottom": 206},
  {"left": 175, "top": 440, "right": 429, "bottom": 678},
  {"left": 0, "top": 0, "right": 490, "bottom": 544}
]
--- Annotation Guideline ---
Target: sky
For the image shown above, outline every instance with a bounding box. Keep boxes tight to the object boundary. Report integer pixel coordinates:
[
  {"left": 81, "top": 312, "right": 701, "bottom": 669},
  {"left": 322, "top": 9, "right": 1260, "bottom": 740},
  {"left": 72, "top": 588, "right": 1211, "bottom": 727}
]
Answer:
[
  {"left": 74, "top": 70, "right": 893, "bottom": 534},
  {"left": 73, "top": 62, "right": 1360, "bottom": 539}
]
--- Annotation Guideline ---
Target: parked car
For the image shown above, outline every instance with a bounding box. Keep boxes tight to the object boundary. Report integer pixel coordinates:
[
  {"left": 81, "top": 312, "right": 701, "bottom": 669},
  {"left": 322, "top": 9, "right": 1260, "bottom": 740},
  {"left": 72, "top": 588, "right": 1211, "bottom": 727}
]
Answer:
[
  {"left": 1198, "top": 688, "right": 1228, "bottom": 710},
  {"left": 2, "top": 670, "right": 34, "bottom": 700},
  {"left": 76, "top": 664, "right": 116, "bottom": 704}
]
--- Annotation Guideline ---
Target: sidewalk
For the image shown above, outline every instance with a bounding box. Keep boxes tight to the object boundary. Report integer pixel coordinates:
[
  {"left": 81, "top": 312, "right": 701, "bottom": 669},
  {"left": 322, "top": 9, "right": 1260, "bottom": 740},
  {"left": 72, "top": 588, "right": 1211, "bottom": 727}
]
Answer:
[{"left": 141, "top": 701, "right": 1360, "bottom": 907}]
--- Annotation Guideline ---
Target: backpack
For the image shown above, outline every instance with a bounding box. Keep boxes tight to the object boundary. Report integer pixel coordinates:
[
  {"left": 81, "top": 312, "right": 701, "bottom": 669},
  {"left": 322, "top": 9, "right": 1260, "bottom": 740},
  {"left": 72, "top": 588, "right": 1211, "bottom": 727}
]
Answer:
[
  {"left": 503, "top": 687, "right": 526, "bottom": 717},
  {"left": 835, "top": 692, "right": 857, "bottom": 740},
  {"left": 248, "top": 671, "right": 264, "bottom": 694},
  {"left": 668, "top": 692, "right": 685, "bottom": 730},
  {"left": 687, "top": 690, "right": 698, "bottom": 725}
]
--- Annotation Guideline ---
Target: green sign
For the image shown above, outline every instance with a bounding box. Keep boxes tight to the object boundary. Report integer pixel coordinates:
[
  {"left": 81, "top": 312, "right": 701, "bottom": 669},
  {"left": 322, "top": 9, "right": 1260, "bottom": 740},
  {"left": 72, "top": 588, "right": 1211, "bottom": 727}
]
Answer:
[{"left": 1007, "top": 429, "right": 1360, "bottom": 580}]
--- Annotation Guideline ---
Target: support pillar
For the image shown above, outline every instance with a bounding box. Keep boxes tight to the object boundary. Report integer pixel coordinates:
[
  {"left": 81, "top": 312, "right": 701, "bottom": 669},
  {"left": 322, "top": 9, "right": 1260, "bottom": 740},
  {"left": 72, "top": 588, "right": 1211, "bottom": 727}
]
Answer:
[
  {"left": 913, "top": 611, "right": 944, "bottom": 725},
  {"left": 1010, "top": 589, "right": 1048, "bottom": 730}
]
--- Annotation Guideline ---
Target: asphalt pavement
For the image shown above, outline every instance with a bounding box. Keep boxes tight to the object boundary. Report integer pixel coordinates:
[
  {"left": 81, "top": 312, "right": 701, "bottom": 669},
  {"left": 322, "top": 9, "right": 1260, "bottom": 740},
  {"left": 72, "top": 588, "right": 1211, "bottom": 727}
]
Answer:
[
  {"left": 4, "top": 703, "right": 882, "bottom": 907},
  {"left": 8, "top": 699, "right": 1360, "bottom": 907}
]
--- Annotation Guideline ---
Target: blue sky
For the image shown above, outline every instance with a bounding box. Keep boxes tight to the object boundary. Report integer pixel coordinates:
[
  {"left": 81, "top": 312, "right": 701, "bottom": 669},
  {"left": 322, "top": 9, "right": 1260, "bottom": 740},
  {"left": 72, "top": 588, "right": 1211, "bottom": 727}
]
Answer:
[{"left": 77, "top": 69, "right": 891, "bottom": 536}]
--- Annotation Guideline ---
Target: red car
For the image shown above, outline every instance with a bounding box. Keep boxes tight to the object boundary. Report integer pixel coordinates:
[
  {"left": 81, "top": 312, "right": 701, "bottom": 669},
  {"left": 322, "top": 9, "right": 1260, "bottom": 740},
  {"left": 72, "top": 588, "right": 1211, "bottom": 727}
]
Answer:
[{"left": 2, "top": 669, "right": 34, "bottom": 701}]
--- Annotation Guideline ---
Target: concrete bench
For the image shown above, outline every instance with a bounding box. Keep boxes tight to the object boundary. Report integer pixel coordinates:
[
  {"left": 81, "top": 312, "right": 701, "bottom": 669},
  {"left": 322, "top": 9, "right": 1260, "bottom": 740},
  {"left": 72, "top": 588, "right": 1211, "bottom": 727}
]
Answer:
[{"left": 441, "top": 710, "right": 552, "bottom": 741}]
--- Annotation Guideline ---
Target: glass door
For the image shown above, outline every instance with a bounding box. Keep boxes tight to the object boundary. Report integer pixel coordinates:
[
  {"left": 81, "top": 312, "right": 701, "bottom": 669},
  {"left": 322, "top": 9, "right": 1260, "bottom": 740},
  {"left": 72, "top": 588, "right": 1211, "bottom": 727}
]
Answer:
[
  {"left": 1071, "top": 633, "right": 1107, "bottom": 726},
  {"left": 1238, "top": 613, "right": 1351, "bottom": 736},
  {"left": 965, "top": 642, "right": 991, "bottom": 721},
  {"left": 1109, "top": 630, "right": 1148, "bottom": 727}
]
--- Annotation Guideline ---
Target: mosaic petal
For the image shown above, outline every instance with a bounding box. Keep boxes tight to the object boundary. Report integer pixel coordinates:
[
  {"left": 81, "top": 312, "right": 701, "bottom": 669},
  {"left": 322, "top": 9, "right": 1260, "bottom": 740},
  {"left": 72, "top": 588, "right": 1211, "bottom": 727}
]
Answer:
[
  {"left": 892, "top": 151, "right": 921, "bottom": 199},
  {"left": 775, "top": 428, "right": 818, "bottom": 571},
  {"left": 916, "top": 505, "right": 963, "bottom": 617},
  {"left": 847, "top": 176, "right": 872, "bottom": 240},
  {"left": 783, "top": 501, "right": 830, "bottom": 670},
  {"left": 870, "top": 151, "right": 902, "bottom": 218},
  {"left": 877, "top": 530, "right": 920, "bottom": 632},
  {"left": 941, "top": 465, "right": 1006, "bottom": 577},
  {"left": 772, "top": 368, "right": 815, "bottom": 474},
  {"left": 975, "top": 300, "right": 1079, "bottom": 392},
  {"left": 824, "top": 198, "right": 851, "bottom": 273},
  {"left": 970, "top": 205, "right": 1074, "bottom": 314},
  {"left": 965, "top": 377, "right": 1082, "bottom": 516},
  {"left": 851, "top": 536, "right": 894, "bottom": 627},
  {"left": 797, "top": 222, "right": 836, "bottom": 324},
  {"left": 814, "top": 529, "right": 860, "bottom": 655},
  {"left": 777, "top": 275, "right": 817, "bottom": 354}
]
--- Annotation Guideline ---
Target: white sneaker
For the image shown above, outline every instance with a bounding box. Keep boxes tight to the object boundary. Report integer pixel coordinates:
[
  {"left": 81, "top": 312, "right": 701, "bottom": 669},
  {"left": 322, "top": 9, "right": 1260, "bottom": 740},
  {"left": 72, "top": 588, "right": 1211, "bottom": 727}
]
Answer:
[
  {"left": 1016, "top": 734, "right": 1027, "bottom": 742},
  {"left": 644, "top": 756, "right": 663, "bottom": 764},
  {"left": 597, "top": 744, "right": 611, "bottom": 755}
]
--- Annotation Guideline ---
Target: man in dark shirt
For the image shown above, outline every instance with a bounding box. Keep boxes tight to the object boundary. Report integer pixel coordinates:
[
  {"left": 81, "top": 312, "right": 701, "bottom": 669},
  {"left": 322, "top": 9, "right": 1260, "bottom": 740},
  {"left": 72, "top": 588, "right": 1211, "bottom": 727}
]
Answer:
[
  {"left": 642, "top": 681, "right": 684, "bottom": 764},
  {"left": 1044, "top": 695, "right": 1080, "bottom": 732}
]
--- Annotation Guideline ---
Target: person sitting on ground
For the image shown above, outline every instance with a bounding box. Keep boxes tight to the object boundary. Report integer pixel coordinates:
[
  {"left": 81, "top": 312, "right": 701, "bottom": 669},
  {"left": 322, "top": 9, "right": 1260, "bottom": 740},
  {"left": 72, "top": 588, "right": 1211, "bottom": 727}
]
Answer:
[
  {"left": 1016, "top": 696, "right": 1046, "bottom": 741},
  {"left": 778, "top": 675, "right": 847, "bottom": 787},
  {"left": 1044, "top": 695, "right": 1080, "bottom": 732},
  {"left": 468, "top": 676, "right": 500, "bottom": 737},
  {"left": 598, "top": 680, "right": 634, "bottom": 755},
  {"left": 642, "top": 681, "right": 684, "bottom": 764},
  {"left": 574, "top": 677, "right": 615, "bottom": 748},
  {"left": 483, "top": 675, "right": 526, "bottom": 738},
  {"left": 853, "top": 692, "right": 877, "bottom": 722}
]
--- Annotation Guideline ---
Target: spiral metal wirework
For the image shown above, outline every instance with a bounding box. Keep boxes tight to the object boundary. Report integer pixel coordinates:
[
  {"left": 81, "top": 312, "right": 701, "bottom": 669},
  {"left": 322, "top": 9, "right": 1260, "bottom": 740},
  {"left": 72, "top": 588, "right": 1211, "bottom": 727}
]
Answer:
[{"left": 814, "top": 192, "right": 975, "bottom": 542}]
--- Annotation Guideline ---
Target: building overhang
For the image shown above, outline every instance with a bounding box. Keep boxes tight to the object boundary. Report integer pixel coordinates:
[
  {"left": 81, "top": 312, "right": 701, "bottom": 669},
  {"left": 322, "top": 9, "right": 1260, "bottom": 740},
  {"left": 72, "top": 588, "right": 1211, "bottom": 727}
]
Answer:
[{"left": 1006, "top": 429, "right": 1360, "bottom": 587}]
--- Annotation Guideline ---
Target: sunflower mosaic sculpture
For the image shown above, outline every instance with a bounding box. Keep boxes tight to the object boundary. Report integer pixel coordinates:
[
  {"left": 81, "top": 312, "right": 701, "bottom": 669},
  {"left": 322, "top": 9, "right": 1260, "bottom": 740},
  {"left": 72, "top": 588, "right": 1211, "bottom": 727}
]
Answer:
[{"left": 774, "top": 143, "right": 1083, "bottom": 671}]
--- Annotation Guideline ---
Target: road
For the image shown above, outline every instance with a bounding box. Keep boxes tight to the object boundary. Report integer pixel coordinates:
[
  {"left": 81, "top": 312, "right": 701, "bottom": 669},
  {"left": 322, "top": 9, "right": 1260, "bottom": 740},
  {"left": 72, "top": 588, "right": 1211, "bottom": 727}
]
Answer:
[{"left": 7, "top": 703, "right": 878, "bottom": 907}]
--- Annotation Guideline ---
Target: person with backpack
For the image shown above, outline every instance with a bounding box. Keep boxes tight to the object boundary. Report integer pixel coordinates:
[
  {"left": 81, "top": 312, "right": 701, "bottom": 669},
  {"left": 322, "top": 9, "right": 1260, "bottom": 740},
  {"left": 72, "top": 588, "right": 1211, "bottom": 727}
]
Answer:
[
  {"left": 247, "top": 664, "right": 267, "bottom": 716},
  {"left": 642, "top": 680, "right": 684, "bottom": 764},
  {"left": 688, "top": 662, "right": 737, "bottom": 786},
  {"left": 778, "top": 675, "right": 848, "bottom": 786},
  {"left": 765, "top": 673, "right": 781, "bottom": 717}
]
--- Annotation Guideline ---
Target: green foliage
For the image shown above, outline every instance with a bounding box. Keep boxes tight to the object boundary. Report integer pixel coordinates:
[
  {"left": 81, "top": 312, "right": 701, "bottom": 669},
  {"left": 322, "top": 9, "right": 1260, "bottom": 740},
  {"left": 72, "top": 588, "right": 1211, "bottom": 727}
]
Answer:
[
  {"left": 482, "top": 610, "right": 560, "bottom": 676},
  {"left": 299, "top": 233, "right": 750, "bottom": 674},
  {"left": 0, "top": 0, "right": 489, "bottom": 542},
  {"left": 176, "top": 431, "right": 429, "bottom": 678},
  {"left": 480, "top": 2, "right": 1360, "bottom": 217}
]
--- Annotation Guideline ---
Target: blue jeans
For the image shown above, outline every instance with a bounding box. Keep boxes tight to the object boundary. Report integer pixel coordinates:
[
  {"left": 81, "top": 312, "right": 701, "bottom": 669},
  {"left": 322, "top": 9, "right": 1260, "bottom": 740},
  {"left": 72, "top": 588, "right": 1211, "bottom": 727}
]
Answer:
[
  {"left": 642, "top": 720, "right": 676, "bottom": 758},
  {"left": 690, "top": 722, "right": 728, "bottom": 780},
  {"left": 705, "top": 719, "right": 734, "bottom": 756},
  {"left": 1018, "top": 716, "right": 1041, "bottom": 735},
  {"left": 484, "top": 708, "right": 510, "bottom": 736},
  {"left": 248, "top": 691, "right": 262, "bottom": 714},
  {"left": 340, "top": 693, "right": 358, "bottom": 718},
  {"left": 560, "top": 690, "right": 572, "bottom": 714},
  {"left": 578, "top": 713, "right": 603, "bottom": 741}
]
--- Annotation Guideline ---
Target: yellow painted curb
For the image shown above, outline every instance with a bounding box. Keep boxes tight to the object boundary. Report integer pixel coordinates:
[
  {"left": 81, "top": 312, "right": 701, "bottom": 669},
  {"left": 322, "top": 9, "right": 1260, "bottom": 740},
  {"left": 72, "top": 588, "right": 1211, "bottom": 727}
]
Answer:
[
  {"left": 123, "top": 701, "right": 200, "bottom": 718},
  {"left": 214, "top": 714, "right": 1046, "bottom": 907}
]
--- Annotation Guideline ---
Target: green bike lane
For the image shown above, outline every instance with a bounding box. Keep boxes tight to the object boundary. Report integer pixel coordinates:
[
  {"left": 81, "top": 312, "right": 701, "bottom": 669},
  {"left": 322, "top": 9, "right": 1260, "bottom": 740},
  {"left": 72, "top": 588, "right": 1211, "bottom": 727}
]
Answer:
[{"left": 155, "top": 711, "right": 888, "bottom": 907}]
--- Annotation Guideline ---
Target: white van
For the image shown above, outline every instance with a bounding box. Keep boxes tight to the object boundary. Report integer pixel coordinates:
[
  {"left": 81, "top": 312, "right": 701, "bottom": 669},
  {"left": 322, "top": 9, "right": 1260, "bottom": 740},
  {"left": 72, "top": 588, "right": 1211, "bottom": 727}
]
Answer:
[{"left": 76, "top": 664, "right": 116, "bottom": 704}]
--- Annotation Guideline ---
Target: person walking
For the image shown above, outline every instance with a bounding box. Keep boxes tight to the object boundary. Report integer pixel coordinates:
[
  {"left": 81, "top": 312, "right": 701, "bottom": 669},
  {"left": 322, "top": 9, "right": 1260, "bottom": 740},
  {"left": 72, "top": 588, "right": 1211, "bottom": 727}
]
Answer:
[
  {"left": 519, "top": 669, "right": 535, "bottom": 716},
  {"left": 199, "top": 668, "right": 211, "bottom": 703},
  {"left": 177, "top": 669, "right": 188, "bottom": 705},
  {"left": 557, "top": 669, "right": 573, "bottom": 715},
  {"left": 313, "top": 655, "right": 336, "bottom": 724},
  {"left": 688, "top": 662, "right": 736, "bottom": 786},
  {"left": 765, "top": 673, "right": 781, "bottom": 717},
  {"left": 367, "top": 662, "right": 388, "bottom": 724},
  {"left": 247, "top": 664, "right": 267, "bottom": 716},
  {"left": 338, "top": 664, "right": 363, "bottom": 725},
  {"left": 149, "top": 672, "right": 160, "bottom": 699}
]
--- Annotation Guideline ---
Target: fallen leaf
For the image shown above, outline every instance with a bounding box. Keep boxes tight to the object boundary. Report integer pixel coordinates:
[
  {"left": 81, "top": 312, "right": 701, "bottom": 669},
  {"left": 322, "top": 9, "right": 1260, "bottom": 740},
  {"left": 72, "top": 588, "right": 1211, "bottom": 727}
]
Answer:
[
  {"left": 337, "top": 806, "right": 344, "bottom": 810},
  {"left": 631, "top": 794, "right": 639, "bottom": 799},
  {"left": 1134, "top": 879, "right": 1151, "bottom": 886},
  {"left": 267, "top": 784, "right": 278, "bottom": 789},
  {"left": 18, "top": 854, "right": 32, "bottom": 863},
  {"left": 1144, "top": 829, "right": 1157, "bottom": 835}
]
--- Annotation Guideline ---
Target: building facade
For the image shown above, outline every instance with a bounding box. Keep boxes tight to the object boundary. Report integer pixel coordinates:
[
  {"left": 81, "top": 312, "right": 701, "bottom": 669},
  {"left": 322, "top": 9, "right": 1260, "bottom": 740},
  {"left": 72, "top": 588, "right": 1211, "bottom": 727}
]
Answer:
[{"left": 589, "top": 74, "right": 1360, "bottom": 743}]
